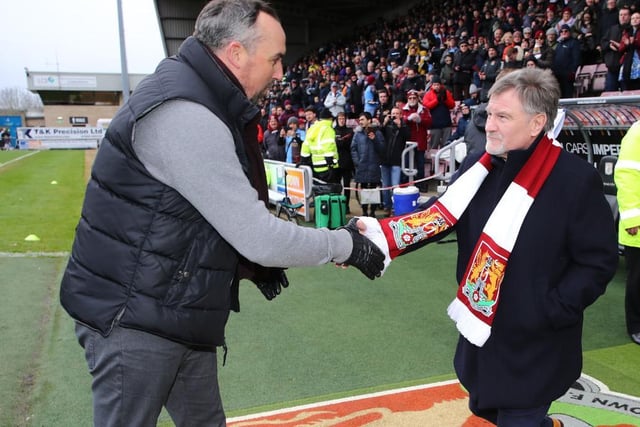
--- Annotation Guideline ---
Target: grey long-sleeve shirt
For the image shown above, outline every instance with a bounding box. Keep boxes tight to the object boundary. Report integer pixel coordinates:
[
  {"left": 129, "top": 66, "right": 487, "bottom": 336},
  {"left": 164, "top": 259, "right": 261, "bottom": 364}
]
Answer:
[{"left": 133, "top": 99, "right": 352, "bottom": 267}]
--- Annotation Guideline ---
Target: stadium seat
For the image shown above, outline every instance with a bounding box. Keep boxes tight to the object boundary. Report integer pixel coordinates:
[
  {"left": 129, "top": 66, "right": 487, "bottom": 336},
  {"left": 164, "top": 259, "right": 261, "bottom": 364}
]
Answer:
[
  {"left": 574, "top": 64, "right": 597, "bottom": 97},
  {"left": 591, "top": 63, "right": 608, "bottom": 94}
]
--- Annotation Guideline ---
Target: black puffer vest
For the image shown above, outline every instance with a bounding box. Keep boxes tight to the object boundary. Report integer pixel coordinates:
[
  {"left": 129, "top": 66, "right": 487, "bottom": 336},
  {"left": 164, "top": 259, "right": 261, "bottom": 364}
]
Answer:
[{"left": 60, "top": 37, "right": 259, "bottom": 348}]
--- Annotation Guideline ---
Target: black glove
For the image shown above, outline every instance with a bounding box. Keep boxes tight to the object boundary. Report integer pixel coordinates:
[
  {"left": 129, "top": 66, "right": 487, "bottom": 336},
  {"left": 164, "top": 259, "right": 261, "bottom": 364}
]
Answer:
[
  {"left": 252, "top": 268, "right": 289, "bottom": 301},
  {"left": 339, "top": 218, "right": 385, "bottom": 280}
]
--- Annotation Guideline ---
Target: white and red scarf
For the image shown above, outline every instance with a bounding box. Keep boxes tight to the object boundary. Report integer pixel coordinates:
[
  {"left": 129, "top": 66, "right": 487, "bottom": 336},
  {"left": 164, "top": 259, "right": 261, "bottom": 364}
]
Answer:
[{"left": 365, "top": 135, "right": 562, "bottom": 347}]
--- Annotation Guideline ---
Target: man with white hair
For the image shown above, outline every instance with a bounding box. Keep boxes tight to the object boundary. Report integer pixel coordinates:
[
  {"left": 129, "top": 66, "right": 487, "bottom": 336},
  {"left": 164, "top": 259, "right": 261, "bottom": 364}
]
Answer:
[{"left": 365, "top": 67, "right": 617, "bottom": 427}]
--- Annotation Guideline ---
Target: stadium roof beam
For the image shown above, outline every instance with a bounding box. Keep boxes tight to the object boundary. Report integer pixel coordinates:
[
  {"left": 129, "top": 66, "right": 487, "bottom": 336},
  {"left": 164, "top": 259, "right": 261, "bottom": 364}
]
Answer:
[{"left": 154, "top": 0, "right": 419, "bottom": 59}]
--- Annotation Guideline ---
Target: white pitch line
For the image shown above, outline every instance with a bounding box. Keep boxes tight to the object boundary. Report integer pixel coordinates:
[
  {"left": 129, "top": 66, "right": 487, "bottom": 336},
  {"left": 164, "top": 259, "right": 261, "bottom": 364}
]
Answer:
[
  {"left": 0, "top": 150, "right": 40, "bottom": 168},
  {"left": 0, "top": 252, "right": 69, "bottom": 258}
]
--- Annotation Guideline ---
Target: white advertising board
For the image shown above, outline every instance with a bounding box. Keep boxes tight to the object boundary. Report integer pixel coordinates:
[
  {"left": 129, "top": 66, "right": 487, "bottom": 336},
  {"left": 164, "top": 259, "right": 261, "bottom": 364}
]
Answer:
[{"left": 17, "top": 127, "right": 105, "bottom": 149}]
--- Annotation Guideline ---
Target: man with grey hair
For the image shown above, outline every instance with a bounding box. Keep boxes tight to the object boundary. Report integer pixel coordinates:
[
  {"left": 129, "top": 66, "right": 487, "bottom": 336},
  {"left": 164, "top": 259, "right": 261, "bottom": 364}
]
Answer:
[
  {"left": 59, "top": 1, "right": 384, "bottom": 425},
  {"left": 363, "top": 68, "right": 618, "bottom": 426}
]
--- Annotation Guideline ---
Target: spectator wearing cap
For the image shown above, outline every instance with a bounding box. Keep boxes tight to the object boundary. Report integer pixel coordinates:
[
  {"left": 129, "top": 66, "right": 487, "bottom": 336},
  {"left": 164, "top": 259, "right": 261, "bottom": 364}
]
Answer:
[
  {"left": 323, "top": 81, "right": 346, "bottom": 117},
  {"left": 552, "top": 23, "right": 581, "bottom": 98},
  {"left": 402, "top": 89, "right": 433, "bottom": 188},
  {"left": 285, "top": 117, "right": 305, "bottom": 164},
  {"left": 422, "top": 75, "right": 455, "bottom": 151},
  {"left": 463, "top": 83, "right": 481, "bottom": 107},
  {"left": 448, "top": 102, "right": 471, "bottom": 142},
  {"left": 363, "top": 74, "right": 379, "bottom": 117},
  {"left": 452, "top": 38, "right": 476, "bottom": 101}
]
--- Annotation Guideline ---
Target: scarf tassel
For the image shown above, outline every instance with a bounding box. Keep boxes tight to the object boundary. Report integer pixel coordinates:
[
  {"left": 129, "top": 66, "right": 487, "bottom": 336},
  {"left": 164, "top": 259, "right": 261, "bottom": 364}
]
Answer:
[{"left": 447, "top": 298, "right": 492, "bottom": 347}]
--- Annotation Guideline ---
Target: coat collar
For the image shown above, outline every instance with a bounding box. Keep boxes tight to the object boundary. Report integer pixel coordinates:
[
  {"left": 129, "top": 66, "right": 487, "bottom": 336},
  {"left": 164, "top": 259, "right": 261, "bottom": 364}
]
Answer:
[{"left": 177, "top": 36, "right": 259, "bottom": 125}]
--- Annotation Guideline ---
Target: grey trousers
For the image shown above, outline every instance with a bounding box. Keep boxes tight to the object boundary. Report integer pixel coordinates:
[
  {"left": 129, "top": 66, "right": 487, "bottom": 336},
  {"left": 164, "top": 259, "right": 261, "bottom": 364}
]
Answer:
[
  {"left": 75, "top": 323, "right": 226, "bottom": 427},
  {"left": 429, "top": 127, "right": 452, "bottom": 150}
]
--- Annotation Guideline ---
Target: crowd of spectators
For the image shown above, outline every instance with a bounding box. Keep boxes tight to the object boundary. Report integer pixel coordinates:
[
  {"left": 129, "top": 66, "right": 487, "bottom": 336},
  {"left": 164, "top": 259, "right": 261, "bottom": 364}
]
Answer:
[{"left": 258, "top": 0, "right": 640, "bottom": 135}]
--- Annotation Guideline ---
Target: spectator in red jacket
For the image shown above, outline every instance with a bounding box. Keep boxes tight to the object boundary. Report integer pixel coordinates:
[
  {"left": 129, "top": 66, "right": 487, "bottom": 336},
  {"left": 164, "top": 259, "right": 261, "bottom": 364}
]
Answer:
[
  {"left": 422, "top": 76, "right": 456, "bottom": 150},
  {"left": 401, "top": 89, "right": 432, "bottom": 189}
]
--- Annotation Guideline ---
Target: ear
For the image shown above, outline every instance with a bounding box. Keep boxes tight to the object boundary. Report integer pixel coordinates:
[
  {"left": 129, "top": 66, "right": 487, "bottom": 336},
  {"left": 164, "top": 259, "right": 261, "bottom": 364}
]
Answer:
[
  {"left": 223, "top": 41, "right": 246, "bottom": 70},
  {"left": 530, "top": 113, "right": 547, "bottom": 136}
]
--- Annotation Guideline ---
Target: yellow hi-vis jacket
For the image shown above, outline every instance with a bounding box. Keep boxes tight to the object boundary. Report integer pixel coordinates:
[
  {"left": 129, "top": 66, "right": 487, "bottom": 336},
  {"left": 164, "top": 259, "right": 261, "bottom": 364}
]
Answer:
[
  {"left": 300, "top": 119, "right": 339, "bottom": 173},
  {"left": 615, "top": 121, "right": 640, "bottom": 248}
]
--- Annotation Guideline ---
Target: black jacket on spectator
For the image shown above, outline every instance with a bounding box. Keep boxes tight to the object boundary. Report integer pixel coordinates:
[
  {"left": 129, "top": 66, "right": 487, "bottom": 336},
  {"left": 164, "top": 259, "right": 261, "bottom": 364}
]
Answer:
[
  {"left": 600, "top": 24, "right": 626, "bottom": 74},
  {"left": 379, "top": 119, "right": 411, "bottom": 167}
]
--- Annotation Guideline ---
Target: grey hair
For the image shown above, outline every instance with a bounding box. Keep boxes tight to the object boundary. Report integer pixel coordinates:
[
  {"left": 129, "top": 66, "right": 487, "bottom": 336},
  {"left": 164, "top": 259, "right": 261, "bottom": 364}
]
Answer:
[
  {"left": 193, "top": 0, "right": 279, "bottom": 53},
  {"left": 488, "top": 68, "right": 560, "bottom": 133}
]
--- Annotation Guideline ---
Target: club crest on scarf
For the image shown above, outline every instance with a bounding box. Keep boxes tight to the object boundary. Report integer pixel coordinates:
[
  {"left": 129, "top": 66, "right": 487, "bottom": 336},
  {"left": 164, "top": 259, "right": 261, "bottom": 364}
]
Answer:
[
  {"left": 461, "top": 240, "right": 508, "bottom": 317},
  {"left": 388, "top": 203, "right": 455, "bottom": 251}
]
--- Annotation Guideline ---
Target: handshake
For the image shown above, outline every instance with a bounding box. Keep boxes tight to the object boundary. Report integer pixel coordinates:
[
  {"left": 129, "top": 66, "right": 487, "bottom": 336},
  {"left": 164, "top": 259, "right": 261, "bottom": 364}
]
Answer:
[
  {"left": 253, "top": 219, "right": 388, "bottom": 301},
  {"left": 337, "top": 218, "right": 387, "bottom": 280}
]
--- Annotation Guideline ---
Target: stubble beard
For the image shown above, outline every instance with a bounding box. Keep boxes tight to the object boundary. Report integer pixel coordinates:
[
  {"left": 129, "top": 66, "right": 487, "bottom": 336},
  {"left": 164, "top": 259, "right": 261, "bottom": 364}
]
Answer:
[
  {"left": 485, "top": 134, "right": 507, "bottom": 157},
  {"left": 251, "top": 84, "right": 271, "bottom": 104}
]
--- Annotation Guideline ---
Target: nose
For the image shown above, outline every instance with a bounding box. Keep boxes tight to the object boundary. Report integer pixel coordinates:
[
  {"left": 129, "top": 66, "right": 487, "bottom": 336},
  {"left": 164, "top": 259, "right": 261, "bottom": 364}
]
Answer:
[
  {"left": 272, "top": 63, "right": 284, "bottom": 80},
  {"left": 485, "top": 114, "right": 496, "bottom": 132}
]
